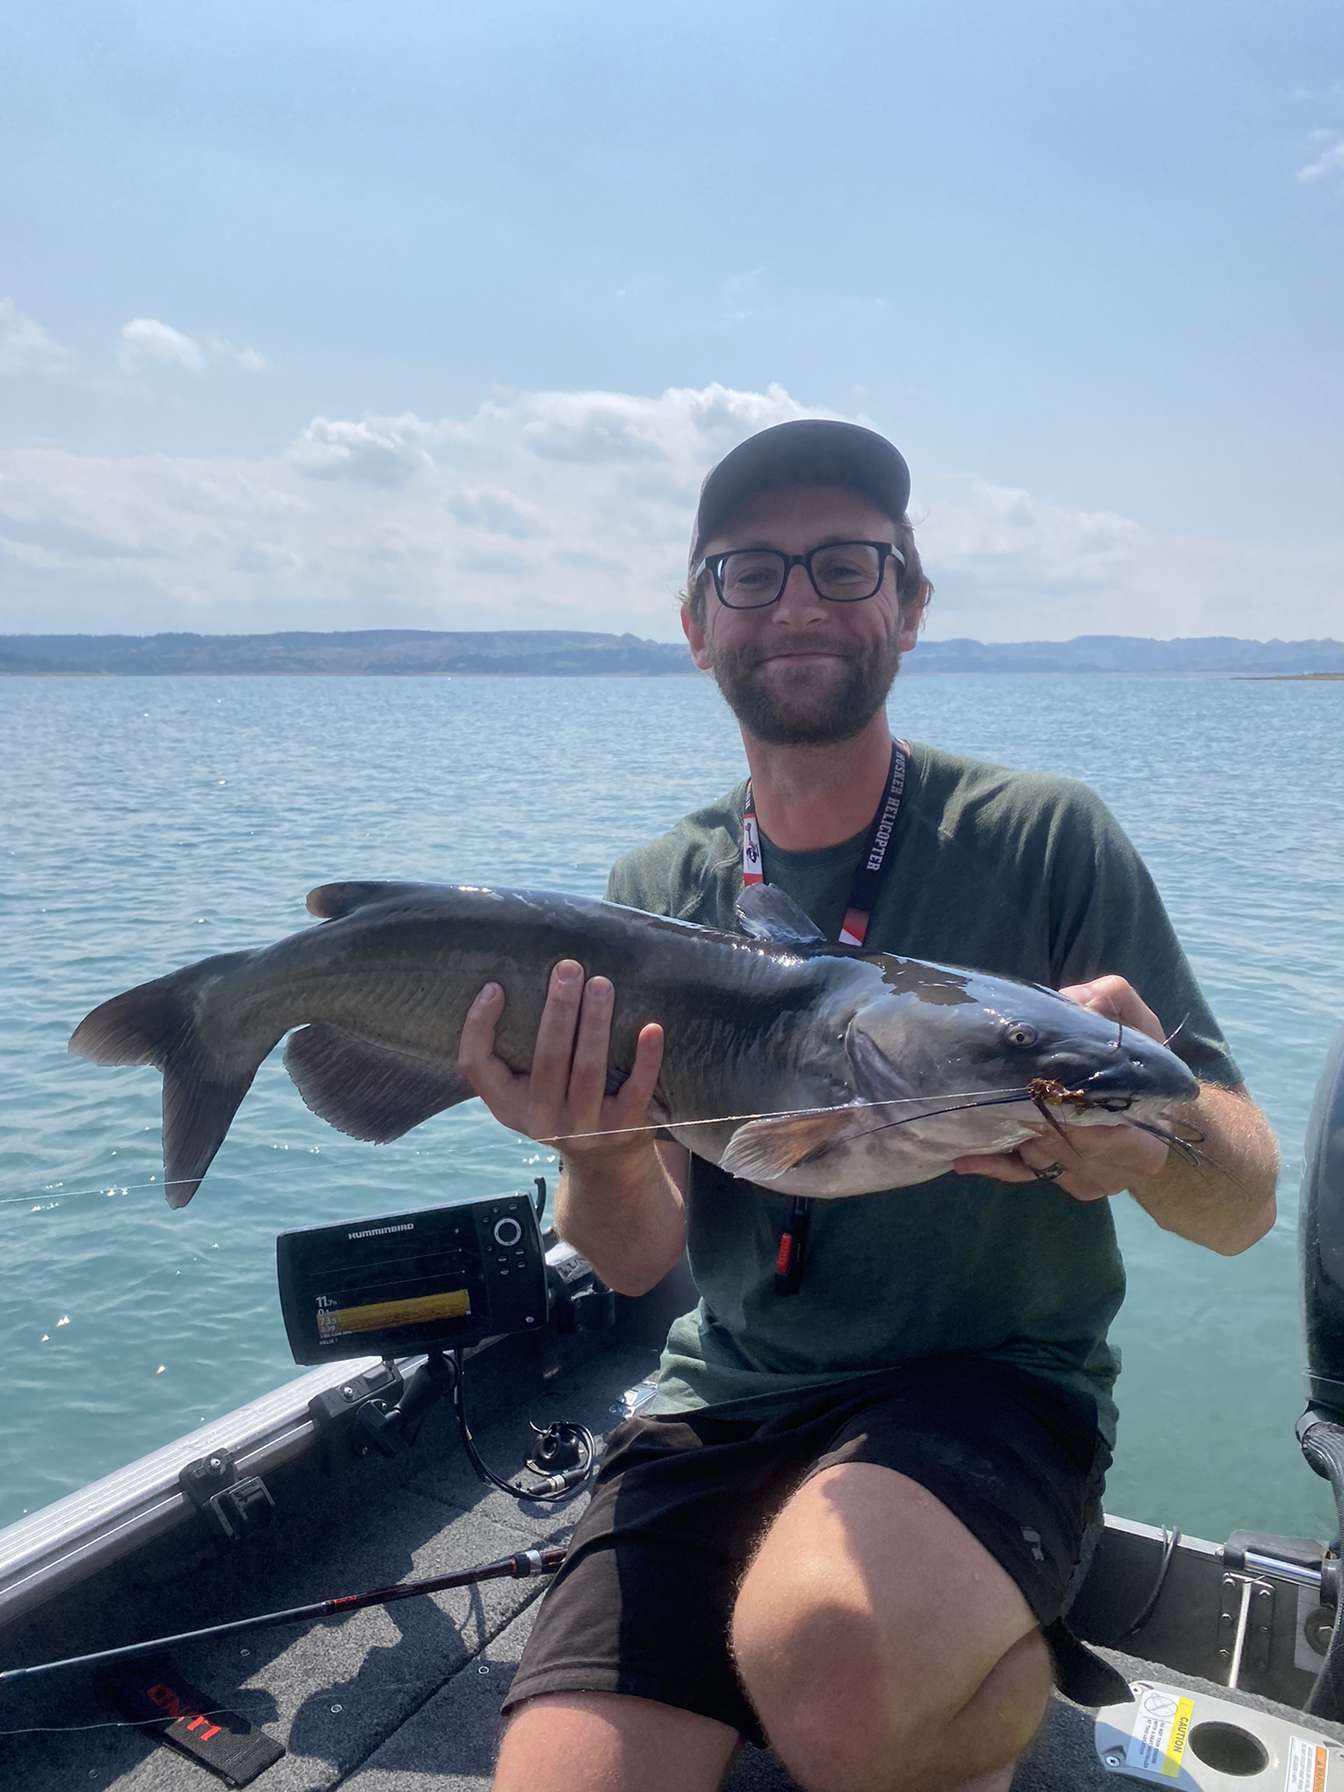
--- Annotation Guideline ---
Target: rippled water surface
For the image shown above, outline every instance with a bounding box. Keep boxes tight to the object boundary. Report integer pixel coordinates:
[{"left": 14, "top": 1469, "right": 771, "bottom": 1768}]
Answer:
[{"left": 1, "top": 672, "right": 1340, "bottom": 1542}]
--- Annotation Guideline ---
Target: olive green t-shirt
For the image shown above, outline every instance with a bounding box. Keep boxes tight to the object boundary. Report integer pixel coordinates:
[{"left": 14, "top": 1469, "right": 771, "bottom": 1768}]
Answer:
[{"left": 606, "top": 742, "right": 1241, "bottom": 1446}]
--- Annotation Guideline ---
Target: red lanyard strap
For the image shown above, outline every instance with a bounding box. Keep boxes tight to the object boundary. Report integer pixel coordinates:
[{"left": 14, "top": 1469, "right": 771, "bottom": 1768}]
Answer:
[
  {"left": 739, "top": 740, "right": 909, "bottom": 1291},
  {"left": 741, "top": 740, "right": 907, "bottom": 947}
]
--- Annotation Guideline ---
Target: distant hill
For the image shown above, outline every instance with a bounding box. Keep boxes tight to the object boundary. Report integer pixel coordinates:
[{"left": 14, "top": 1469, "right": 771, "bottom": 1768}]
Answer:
[
  {"left": 0, "top": 629, "right": 690, "bottom": 676},
  {"left": 910, "top": 634, "right": 1344, "bottom": 674},
  {"left": 1, "top": 629, "right": 1341, "bottom": 676}
]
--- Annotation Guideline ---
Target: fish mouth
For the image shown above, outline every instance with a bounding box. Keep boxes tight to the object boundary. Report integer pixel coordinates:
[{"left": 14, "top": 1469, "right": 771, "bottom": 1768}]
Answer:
[{"left": 1033, "top": 1041, "right": 1198, "bottom": 1108}]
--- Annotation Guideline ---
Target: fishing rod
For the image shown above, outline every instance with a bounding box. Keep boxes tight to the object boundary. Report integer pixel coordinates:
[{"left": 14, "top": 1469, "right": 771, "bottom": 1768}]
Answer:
[{"left": 0, "top": 1544, "right": 567, "bottom": 1685}]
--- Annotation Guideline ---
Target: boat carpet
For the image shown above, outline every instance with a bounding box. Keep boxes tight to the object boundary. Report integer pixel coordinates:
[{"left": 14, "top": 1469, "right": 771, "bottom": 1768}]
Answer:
[
  {"left": 5, "top": 1329, "right": 1344, "bottom": 1789},
  {"left": 338, "top": 1593, "right": 1344, "bottom": 1791}
]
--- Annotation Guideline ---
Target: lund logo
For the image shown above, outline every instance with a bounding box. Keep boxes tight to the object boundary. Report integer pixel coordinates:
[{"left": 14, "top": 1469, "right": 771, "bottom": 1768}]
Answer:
[{"left": 146, "top": 1681, "right": 222, "bottom": 1742}]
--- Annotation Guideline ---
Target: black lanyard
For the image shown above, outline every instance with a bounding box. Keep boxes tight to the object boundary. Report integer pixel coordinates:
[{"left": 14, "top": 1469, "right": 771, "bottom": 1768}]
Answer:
[{"left": 740, "top": 740, "right": 909, "bottom": 1294}]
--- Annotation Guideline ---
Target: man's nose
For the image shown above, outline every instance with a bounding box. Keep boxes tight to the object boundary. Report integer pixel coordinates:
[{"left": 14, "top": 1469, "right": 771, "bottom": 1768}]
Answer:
[{"left": 770, "top": 561, "right": 826, "bottom": 619}]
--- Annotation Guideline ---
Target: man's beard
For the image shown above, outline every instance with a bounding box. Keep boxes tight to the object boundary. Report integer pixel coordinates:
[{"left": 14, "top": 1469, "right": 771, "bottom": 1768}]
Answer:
[{"left": 707, "top": 633, "right": 903, "bottom": 746}]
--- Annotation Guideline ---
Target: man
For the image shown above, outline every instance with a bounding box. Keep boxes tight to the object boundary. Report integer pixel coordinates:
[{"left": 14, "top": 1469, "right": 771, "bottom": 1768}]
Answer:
[{"left": 459, "top": 420, "right": 1279, "bottom": 1792}]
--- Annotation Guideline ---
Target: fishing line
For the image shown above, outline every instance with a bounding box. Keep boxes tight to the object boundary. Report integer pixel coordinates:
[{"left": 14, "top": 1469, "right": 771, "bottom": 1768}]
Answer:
[
  {"left": 543, "top": 1085, "right": 1037, "bottom": 1145},
  {"left": 0, "top": 1665, "right": 517, "bottom": 1739},
  {"left": 0, "top": 1142, "right": 454, "bottom": 1210},
  {"left": 0, "top": 1656, "right": 541, "bottom": 1740},
  {"left": 0, "top": 1702, "right": 281, "bottom": 1739},
  {"left": 0, "top": 1086, "right": 1044, "bottom": 1210}
]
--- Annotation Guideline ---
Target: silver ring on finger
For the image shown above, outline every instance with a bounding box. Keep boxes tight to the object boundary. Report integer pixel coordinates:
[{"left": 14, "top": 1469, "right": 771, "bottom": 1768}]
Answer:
[{"left": 1036, "top": 1160, "right": 1067, "bottom": 1183}]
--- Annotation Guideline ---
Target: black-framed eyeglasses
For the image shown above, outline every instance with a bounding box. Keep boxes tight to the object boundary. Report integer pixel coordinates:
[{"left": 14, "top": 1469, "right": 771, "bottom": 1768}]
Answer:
[{"left": 696, "top": 540, "right": 905, "bottom": 609}]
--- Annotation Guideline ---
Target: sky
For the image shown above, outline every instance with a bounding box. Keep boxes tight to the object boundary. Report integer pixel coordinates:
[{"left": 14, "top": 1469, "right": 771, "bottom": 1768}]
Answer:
[{"left": 1, "top": 0, "right": 1341, "bottom": 644}]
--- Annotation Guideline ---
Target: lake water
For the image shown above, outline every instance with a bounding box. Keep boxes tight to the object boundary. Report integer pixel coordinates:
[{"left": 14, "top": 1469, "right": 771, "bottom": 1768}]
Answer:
[{"left": 0, "top": 671, "right": 1340, "bottom": 1547}]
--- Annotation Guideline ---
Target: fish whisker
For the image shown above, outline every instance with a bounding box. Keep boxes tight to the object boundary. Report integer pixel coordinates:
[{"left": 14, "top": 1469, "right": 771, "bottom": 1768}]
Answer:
[
  {"left": 1161, "top": 1013, "right": 1190, "bottom": 1053},
  {"left": 801, "top": 1090, "right": 1041, "bottom": 1161},
  {"left": 1122, "top": 1114, "right": 1239, "bottom": 1188}
]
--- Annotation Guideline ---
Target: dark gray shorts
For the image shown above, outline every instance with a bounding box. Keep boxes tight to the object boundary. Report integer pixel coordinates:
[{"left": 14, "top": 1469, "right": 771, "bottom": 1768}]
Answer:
[{"left": 502, "top": 1355, "right": 1122, "bottom": 1744}]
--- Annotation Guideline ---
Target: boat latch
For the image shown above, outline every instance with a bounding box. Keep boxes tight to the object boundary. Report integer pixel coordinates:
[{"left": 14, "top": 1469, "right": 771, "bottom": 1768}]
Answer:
[
  {"left": 179, "top": 1447, "right": 276, "bottom": 1544},
  {"left": 1095, "top": 1678, "right": 1344, "bottom": 1787}
]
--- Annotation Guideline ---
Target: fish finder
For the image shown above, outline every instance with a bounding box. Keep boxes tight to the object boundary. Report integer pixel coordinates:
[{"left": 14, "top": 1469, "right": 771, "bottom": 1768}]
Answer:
[{"left": 276, "top": 1192, "right": 548, "bottom": 1365}]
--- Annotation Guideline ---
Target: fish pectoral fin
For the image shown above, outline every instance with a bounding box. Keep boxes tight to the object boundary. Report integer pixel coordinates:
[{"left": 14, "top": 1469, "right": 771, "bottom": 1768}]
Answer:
[
  {"left": 734, "top": 885, "right": 827, "bottom": 946},
  {"left": 284, "top": 1024, "right": 474, "bottom": 1142},
  {"left": 719, "top": 1110, "right": 853, "bottom": 1182},
  {"left": 305, "top": 881, "right": 434, "bottom": 921}
]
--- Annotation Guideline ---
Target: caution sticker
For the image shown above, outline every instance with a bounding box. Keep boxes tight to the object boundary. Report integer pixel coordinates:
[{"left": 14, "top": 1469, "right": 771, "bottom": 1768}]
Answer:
[
  {"left": 1288, "top": 1736, "right": 1331, "bottom": 1792},
  {"left": 1126, "top": 1688, "right": 1195, "bottom": 1779}
]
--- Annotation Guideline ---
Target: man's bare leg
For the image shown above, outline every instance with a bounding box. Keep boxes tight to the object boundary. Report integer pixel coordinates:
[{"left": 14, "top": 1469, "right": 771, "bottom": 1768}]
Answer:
[
  {"left": 493, "top": 1691, "right": 741, "bottom": 1792},
  {"left": 732, "top": 1464, "right": 1053, "bottom": 1792}
]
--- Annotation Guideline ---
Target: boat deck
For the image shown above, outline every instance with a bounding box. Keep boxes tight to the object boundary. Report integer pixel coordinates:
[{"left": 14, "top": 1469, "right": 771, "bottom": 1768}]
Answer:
[{"left": 3, "top": 1328, "right": 1342, "bottom": 1791}]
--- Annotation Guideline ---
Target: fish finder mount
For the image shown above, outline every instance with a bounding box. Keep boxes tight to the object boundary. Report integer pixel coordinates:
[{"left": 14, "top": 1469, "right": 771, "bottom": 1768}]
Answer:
[{"left": 277, "top": 1186, "right": 602, "bottom": 1501}]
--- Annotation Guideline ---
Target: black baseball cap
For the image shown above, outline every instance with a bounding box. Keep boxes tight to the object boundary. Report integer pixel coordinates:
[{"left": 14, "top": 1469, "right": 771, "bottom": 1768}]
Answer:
[{"left": 689, "top": 419, "right": 911, "bottom": 571}]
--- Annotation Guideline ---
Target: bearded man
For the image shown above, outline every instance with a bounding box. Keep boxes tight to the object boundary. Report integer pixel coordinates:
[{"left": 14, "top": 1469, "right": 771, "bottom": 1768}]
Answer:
[{"left": 459, "top": 420, "right": 1278, "bottom": 1792}]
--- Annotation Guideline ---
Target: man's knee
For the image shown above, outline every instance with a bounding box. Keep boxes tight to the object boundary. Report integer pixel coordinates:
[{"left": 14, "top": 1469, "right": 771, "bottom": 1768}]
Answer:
[
  {"left": 732, "top": 1607, "right": 1050, "bottom": 1792},
  {"left": 728, "top": 1464, "right": 1053, "bottom": 1792}
]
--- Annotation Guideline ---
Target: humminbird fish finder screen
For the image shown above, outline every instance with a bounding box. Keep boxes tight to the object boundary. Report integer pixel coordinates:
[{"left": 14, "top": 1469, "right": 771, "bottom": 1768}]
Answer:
[{"left": 276, "top": 1194, "right": 547, "bottom": 1365}]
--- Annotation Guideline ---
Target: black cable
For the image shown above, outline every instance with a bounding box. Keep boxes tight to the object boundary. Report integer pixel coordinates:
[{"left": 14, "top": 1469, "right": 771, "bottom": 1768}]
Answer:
[
  {"left": 1085, "top": 1524, "right": 1182, "bottom": 1647},
  {"left": 1120, "top": 1526, "right": 1182, "bottom": 1638},
  {"left": 448, "top": 1348, "right": 596, "bottom": 1503}
]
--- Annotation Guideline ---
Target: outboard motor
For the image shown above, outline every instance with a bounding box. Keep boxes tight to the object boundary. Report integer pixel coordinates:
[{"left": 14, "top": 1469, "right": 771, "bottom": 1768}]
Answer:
[
  {"left": 1301, "top": 1028, "right": 1344, "bottom": 1415},
  {"left": 1297, "top": 1027, "right": 1344, "bottom": 1716}
]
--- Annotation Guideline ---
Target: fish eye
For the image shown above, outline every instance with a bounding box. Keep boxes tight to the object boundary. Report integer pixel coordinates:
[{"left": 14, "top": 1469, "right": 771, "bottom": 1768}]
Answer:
[{"left": 1003, "top": 1022, "right": 1038, "bottom": 1049}]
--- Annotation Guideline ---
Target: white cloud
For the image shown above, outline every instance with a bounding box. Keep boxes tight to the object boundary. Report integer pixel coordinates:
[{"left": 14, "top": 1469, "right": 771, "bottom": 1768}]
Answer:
[
  {"left": 118, "top": 318, "right": 206, "bottom": 374},
  {"left": 116, "top": 318, "right": 270, "bottom": 377},
  {"left": 0, "top": 383, "right": 1338, "bottom": 640},
  {"left": 720, "top": 268, "right": 765, "bottom": 329},
  {"left": 0, "top": 299, "right": 72, "bottom": 376},
  {"left": 207, "top": 337, "right": 271, "bottom": 374},
  {"left": 288, "top": 415, "right": 439, "bottom": 485},
  {"left": 1297, "top": 130, "right": 1344, "bottom": 185},
  {"left": 444, "top": 486, "right": 542, "bottom": 538},
  {"left": 522, "top": 399, "right": 667, "bottom": 463}
]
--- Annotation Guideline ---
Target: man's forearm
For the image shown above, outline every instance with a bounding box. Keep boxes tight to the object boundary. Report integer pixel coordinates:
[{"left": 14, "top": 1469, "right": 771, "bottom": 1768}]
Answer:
[
  {"left": 1129, "top": 1083, "right": 1278, "bottom": 1254},
  {"left": 554, "top": 1141, "right": 688, "bottom": 1296}
]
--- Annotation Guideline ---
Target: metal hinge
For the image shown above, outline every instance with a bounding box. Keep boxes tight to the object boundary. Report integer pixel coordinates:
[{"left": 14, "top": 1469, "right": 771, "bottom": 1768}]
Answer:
[{"left": 1217, "top": 1572, "right": 1275, "bottom": 1688}]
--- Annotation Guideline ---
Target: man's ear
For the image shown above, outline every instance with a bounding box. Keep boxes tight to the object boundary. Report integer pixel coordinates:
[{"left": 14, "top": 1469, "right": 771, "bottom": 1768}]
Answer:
[
  {"left": 897, "top": 584, "right": 930, "bottom": 655},
  {"left": 681, "top": 601, "right": 714, "bottom": 671}
]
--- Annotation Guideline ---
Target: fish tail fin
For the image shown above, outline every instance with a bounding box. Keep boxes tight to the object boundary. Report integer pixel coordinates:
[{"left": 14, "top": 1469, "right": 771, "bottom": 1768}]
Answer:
[{"left": 70, "top": 952, "right": 280, "bottom": 1208}]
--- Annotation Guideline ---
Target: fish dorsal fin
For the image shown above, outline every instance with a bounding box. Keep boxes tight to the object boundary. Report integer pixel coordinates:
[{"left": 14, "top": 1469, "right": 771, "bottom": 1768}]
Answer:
[
  {"left": 734, "top": 885, "right": 826, "bottom": 946},
  {"left": 306, "top": 880, "right": 432, "bottom": 920},
  {"left": 719, "top": 1107, "right": 854, "bottom": 1182}
]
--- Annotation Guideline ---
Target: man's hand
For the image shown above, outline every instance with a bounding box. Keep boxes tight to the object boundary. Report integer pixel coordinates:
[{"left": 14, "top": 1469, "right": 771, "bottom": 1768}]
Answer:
[
  {"left": 458, "top": 959, "right": 686, "bottom": 1295},
  {"left": 951, "top": 973, "right": 1170, "bottom": 1201},
  {"left": 457, "top": 958, "right": 665, "bottom": 1164}
]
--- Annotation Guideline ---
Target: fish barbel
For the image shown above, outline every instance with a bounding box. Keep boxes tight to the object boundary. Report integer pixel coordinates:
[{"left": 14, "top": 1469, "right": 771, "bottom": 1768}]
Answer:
[{"left": 68, "top": 879, "right": 1199, "bottom": 1207}]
